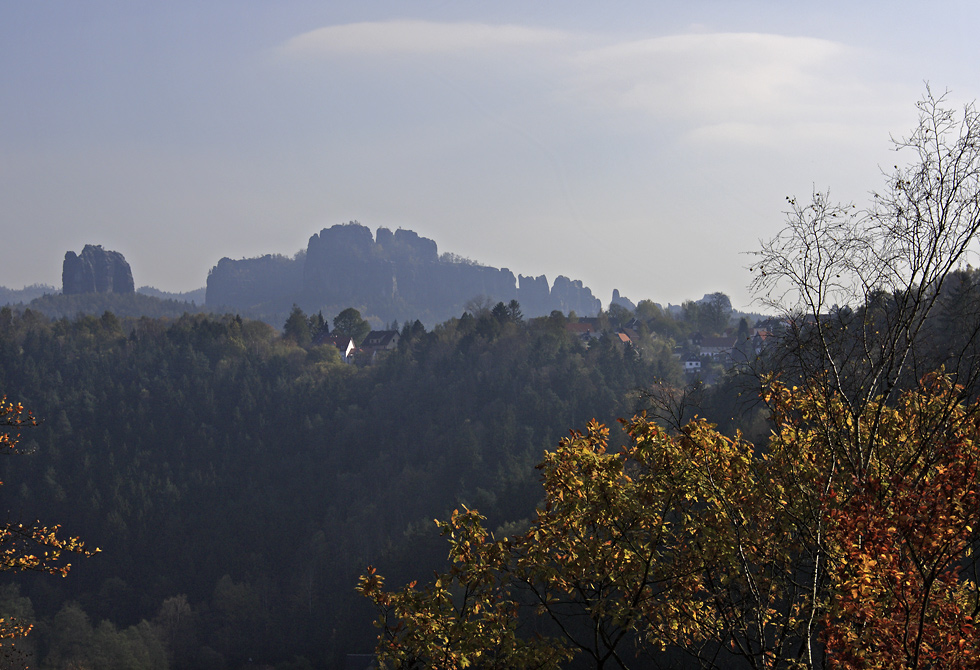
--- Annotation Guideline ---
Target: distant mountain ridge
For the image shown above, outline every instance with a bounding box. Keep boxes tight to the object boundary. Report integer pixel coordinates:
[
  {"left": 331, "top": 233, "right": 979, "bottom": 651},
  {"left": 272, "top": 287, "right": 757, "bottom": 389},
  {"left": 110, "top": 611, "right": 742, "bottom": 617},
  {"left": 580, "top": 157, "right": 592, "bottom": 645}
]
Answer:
[
  {"left": 206, "top": 222, "right": 602, "bottom": 325},
  {"left": 0, "top": 283, "right": 57, "bottom": 304},
  {"left": 137, "top": 285, "right": 207, "bottom": 305}
]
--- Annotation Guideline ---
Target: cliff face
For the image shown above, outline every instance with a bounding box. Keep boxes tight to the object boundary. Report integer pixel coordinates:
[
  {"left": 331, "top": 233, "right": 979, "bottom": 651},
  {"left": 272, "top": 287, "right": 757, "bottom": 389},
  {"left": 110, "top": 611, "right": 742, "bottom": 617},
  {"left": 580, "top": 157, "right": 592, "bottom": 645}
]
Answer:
[
  {"left": 206, "top": 254, "right": 303, "bottom": 310},
  {"left": 205, "top": 223, "right": 601, "bottom": 324},
  {"left": 62, "top": 245, "right": 135, "bottom": 295},
  {"left": 303, "top": 224, "right": 394, "bottom": 307},
  {"left": 551, "top": 275, "right": 602, "bottom": 316}
]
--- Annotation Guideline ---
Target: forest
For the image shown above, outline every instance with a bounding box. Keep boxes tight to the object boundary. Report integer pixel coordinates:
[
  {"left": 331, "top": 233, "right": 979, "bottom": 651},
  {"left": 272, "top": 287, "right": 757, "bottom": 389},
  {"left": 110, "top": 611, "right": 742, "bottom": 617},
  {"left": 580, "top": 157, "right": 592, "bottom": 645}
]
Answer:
[
  {"left": 0, "top": 297, "right": 707, "bottom": 669},
  {"left": 2, "top": 254, "right": 977, "bottom": 669}
]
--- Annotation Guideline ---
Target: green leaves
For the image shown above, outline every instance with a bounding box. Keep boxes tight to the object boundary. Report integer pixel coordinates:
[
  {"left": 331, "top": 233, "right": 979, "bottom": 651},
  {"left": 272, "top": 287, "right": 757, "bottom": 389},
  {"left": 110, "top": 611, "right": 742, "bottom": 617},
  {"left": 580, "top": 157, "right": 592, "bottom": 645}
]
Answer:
[{"left": 358, "top": 507, "right": 571, "bottom": 669}]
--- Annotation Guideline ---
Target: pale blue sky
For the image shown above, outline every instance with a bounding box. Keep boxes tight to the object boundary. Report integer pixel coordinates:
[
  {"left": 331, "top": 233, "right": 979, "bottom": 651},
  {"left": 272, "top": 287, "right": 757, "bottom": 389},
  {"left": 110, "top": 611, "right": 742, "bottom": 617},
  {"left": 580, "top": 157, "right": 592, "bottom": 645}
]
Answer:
[{"left": 3, "top": 2, "right": 978, "bottom": 308}]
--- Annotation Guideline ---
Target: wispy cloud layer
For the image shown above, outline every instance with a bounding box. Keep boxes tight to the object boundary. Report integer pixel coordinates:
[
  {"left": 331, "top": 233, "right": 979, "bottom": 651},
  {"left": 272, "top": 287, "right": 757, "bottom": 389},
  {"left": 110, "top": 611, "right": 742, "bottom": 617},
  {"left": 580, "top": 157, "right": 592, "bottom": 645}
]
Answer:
[
  {"left": 280, "top": 21, "right": 899, "bottom": 146},
  {"left": 282, "top": 20, "right": 572, "bottom": 56},
  {"left": 568, "top": 32, "right": 900, "bottom": 146},
  {"left": 3, "top": 8, "right": 932, "bottom": 303},
  {"left": 574, "top": 33, "right": 852, "bottom": 117}
]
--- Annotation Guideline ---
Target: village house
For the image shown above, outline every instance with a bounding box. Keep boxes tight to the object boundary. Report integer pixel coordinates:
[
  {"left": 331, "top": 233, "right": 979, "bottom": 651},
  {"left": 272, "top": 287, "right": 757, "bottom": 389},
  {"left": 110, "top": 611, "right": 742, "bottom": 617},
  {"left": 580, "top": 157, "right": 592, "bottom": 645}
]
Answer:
[
  {"left": 682, "top": 354, "right": 702, "bottom": 375},
  {"left": 359, "top": 330, "right": 400, "bottom": 362},
  {"left": 317, "top": 334, "right": 356, "bottom": 363},
  {"left": 700, "top": 335, "right": 738, "bottom": 360},
  {"left": 566, "top": 321, "right": 598, "bottom": 342}
]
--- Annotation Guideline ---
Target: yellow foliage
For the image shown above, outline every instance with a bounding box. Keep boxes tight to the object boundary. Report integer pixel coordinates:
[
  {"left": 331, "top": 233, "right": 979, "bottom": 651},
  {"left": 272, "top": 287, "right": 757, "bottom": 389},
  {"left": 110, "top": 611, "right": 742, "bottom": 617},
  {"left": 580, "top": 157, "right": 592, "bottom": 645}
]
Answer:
[
  {"left": 0, "top": 396, "right": 97, "bottom": 648},
  {"left": 360, "top": 375, "right": 980, "bottom": 669}
]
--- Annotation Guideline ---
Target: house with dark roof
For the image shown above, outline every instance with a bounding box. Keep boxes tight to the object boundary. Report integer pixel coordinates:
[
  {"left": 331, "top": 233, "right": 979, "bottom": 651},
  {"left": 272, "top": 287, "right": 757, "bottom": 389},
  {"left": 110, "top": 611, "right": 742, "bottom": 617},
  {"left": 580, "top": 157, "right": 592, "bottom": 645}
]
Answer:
[
  {"left": 700, "top": 335, "right": 737, "bottom": 360},
  {"left": 362, "top": 330, "right": 399, "bottom": 349},
  {"left": 360, "top": 330, "right": 400, "bottom": 362},
  {"left": 316, "top": 334, "right": 356, "bottom": 363},
  {"left": 566, "top": 322, "right": 598, "bottom": 341}
]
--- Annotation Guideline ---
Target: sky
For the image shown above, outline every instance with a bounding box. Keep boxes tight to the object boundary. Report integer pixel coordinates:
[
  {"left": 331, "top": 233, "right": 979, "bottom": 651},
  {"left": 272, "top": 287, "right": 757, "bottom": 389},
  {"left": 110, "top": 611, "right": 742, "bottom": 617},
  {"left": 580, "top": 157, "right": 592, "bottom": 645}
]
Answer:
[{"left": 3, "top": 2, "right": 980, "bottom": 310}]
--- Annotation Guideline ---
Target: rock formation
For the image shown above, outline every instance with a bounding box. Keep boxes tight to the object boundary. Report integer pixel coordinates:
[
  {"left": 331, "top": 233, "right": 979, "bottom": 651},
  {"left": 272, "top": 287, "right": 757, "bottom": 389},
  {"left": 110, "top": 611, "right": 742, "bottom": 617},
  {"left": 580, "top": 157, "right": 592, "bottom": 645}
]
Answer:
[
  {"left": 611, "top": 289, "right": 637, "bottom": 311},
  {"left": 205, "top": 222, "right": 602, "bottom": 324},
  {"left": 62, "top": 245, "right": 135, "bottom": 295},
  {"left": 551, "top": 275, "right": 602, "bottom": 316},
  {"left": 518, "top": 274, "right": 553, "bottom": 316},
  {"left": 206, "top": 254, "right": 302, "bottom": 310}
]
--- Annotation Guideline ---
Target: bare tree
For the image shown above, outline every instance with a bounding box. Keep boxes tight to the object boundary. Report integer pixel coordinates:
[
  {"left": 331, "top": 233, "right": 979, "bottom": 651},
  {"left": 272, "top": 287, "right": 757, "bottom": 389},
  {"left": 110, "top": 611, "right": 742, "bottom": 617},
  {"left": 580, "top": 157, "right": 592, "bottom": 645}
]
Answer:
[
  {"left": 746, "top": 88, "right": 980, "bottom": 669},
  {"left": 751, "top": 86, "right": 980, "bottom": 467}
]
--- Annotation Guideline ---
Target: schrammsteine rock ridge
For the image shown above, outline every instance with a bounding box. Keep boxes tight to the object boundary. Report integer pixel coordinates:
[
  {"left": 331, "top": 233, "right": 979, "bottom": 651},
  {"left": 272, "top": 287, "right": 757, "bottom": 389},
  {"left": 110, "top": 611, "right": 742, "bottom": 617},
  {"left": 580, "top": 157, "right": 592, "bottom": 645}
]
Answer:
[{"left": 206, "top": 223, "right": 601, "bottom": 324}]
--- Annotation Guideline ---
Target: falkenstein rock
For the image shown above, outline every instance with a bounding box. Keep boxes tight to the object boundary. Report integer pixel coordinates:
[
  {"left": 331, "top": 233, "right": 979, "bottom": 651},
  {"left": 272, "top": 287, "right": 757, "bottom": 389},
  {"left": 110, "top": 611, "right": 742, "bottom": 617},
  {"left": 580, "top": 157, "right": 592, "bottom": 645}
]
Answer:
[
  {"left": 205, "top": 222, "right": 601, "bottom": 324},
  {"left": 62, "top": 245, "right": 135, "bottom": 295}
]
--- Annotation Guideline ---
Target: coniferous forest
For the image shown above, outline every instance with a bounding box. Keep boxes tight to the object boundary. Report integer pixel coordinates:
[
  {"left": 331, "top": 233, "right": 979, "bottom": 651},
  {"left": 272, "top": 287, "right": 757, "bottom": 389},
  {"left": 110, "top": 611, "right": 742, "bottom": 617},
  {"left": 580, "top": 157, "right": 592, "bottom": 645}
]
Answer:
[
  {"left": 0, "top": 302, "right": 692, "bottom": 668},
  {"left": 4, "top": 252, "right": 980, "bottom": 669}
]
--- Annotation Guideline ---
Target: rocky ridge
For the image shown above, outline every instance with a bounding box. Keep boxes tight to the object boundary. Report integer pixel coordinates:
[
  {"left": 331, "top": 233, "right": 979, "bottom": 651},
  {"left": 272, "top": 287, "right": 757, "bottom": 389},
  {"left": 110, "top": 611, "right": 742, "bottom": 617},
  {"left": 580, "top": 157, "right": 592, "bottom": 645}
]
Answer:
[{"left": 206, "top": 223, "right": 601, "bottom": 324}]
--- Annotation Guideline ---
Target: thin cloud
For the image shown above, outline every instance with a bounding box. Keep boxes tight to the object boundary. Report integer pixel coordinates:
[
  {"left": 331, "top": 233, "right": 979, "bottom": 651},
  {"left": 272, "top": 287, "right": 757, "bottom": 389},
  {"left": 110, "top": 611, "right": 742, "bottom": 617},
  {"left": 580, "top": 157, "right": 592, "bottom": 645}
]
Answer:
[
  {"left": 567, "top": 32, "right": 899, "bottom": 142},
  {"left": 278, "top": 21, "right": 906, "bottom": 147},
  {"left": 281, "top": 20, "right": 572, "bottom": 57},
  {"left": 687, "top": 121, "right": 872, "bottom": 147}
]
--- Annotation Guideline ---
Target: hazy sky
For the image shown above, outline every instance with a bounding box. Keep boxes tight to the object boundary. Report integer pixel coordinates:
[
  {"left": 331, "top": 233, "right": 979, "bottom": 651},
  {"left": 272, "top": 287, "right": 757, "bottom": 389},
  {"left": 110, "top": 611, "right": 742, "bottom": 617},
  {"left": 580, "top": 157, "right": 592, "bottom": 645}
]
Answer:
[{"left": 3, "top": 2, "right": 979, "bottom": 309}]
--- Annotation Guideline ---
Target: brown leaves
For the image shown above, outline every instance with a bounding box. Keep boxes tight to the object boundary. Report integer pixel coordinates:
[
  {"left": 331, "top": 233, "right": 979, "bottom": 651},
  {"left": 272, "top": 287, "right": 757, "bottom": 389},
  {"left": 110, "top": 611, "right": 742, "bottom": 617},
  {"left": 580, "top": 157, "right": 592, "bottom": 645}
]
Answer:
[{"left": 822, "top": 378, "right": 980, "bottom": 669}]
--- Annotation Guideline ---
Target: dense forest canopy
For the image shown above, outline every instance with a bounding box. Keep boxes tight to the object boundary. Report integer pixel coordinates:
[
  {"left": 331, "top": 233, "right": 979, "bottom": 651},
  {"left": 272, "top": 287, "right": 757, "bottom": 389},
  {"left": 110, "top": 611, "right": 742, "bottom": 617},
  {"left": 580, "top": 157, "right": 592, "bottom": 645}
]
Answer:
[
  {"left": 0, "top": 299, "right": 698, "bottom": 669},
  {"left": 3, "top": 255, "right": 980, "bottom": 669},
  {"left": 3, "top": 263, "right": 976, "bottom": 668}
]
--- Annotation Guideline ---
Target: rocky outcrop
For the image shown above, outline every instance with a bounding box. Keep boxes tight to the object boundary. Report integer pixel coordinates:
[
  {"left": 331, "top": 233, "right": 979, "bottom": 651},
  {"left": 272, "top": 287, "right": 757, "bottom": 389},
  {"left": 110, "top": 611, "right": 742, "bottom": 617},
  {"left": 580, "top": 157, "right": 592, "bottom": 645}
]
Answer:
[
  {"left": 206, "top": 254, "right": 302, "bottom": 310},
  {"left": 62, "top": 245, "right": 135, "bottom": 295},
  {"left": 611, "top": 289, "right": 637, "bottom": 311},
  {"left": 551, "top": 276, "right": 601, "bottom": 316},
  {"left": 205, "top": 222, "right": 603, "bottom": 324},
  {"left": 303, "top": 224, "right": 394, "bottom": 307},
  {"left": 376, "top": 227, "right": 439, "bottom": 264},
  {"left": 518, "top": 274, "right": 554, "bottom": 316}
]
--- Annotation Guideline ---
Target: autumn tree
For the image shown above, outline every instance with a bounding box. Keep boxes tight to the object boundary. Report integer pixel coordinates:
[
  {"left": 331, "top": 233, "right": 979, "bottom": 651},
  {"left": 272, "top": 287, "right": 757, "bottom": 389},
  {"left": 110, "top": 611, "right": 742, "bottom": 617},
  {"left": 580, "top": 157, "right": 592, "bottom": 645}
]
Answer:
[
  {"left": 358, "top": 509, "right": 572, "bottom": 670},
  {"left": 728, "top": 88, "right": 980, "bottom": 669},
  {"left": 359, "top": 418, "right": 703, "bottom": 670},
  {"left": 751, "top": 87, "right": 980, "bottom": 455},
  {"left": 360, "top": 373, "right": 980, "bottom": 669},
  {"left": 818, "top": 374, "right": 980, "bottom": 670},
  {"left": 0, "top": 397, "right": 95, "bottom": 651}
]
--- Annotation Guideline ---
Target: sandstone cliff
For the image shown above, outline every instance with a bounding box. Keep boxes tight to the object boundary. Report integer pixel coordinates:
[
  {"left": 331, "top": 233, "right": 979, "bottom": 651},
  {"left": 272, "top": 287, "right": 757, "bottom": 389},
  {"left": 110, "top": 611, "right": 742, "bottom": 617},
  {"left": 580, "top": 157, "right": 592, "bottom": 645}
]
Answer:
[
  {"left": 62, "top": 245, "right": 135, "bottom": 295},
  {"left": 206, "top": 223, "right": 600, "bottom": 324}
]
